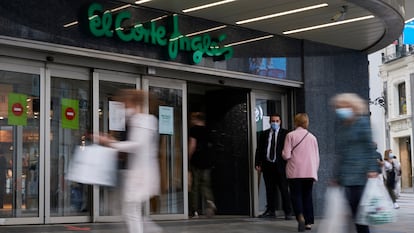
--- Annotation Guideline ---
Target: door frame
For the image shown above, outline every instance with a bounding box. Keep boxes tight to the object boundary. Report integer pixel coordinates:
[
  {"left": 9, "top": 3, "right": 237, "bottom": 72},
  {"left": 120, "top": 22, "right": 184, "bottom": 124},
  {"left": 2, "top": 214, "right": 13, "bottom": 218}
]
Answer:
[
  {"left": 92, "top": 69, "right": 141, "bottom": 222},
  {"left": 142, "top": 76, "right": 188, "bottom": 220},
  {"left": 0, "top": 57, "right": 45, "bottom": 225},
  {"left": 250, "top": 90, "right": 287, "bottom": 217}
]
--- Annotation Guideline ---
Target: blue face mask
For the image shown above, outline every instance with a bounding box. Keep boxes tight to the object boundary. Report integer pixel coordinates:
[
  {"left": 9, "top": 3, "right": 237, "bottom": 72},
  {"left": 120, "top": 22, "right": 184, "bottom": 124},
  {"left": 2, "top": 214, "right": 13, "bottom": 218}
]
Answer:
[
  {"left": 270, "top": 122, "right": 280, "bottom": 131},
  {"left": 336, "top": 108, "right": 353, "bottom": 120}
]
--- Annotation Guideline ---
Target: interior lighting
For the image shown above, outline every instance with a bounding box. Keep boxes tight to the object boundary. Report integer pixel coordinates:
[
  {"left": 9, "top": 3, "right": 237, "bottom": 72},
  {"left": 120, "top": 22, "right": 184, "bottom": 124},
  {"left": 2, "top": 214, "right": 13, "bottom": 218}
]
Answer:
[
  {"left": 224, "top": 35, "right": 274, "bottom": 47},
  {"left": 186, "top": 25, "right": 227, "bottom": 37},
  {"left": 63, "top": 4, "right": 131, "bottom": 28},
  {"left": 183, "top": 0, "right": 237, "bottom": 13},
  {"left": 135, "top": 0, "right": 152, "bottom": 4},
  {"left": 283, "top": 15, "right": 374, "bottom": 35},
  {"left": 236, "top": 3, "right": 328, "bottom": 25}
]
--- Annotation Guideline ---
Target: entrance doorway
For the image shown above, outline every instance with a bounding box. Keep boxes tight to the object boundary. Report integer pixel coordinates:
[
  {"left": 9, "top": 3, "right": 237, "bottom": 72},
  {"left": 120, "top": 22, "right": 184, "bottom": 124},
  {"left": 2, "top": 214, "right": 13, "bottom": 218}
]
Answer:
[
  {"left": 188, "top": 83, "right": 250, "bottom": 215},
  {"left": 399, "top": 137, "right": 412, "bottom": 191}
]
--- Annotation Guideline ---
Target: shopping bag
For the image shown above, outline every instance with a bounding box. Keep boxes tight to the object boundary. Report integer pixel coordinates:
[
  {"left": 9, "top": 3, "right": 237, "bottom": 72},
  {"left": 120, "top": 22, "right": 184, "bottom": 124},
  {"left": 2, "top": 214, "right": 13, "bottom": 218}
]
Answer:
[
  {"left": 355, "top": 178, "right": 396, "bottom": 225},
  {"left": 67, "top": 144, "right": 118, "bottom": 186},
  {"left": 317, "top": 186, "right": 350, "bottom": 233}
]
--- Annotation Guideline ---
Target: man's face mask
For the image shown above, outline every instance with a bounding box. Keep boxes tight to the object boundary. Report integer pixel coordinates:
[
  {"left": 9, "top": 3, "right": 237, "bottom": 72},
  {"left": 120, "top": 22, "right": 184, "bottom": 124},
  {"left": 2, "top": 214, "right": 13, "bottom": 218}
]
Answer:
[{"left": 270, "top": 122, "right": 280, "bottom": 131}]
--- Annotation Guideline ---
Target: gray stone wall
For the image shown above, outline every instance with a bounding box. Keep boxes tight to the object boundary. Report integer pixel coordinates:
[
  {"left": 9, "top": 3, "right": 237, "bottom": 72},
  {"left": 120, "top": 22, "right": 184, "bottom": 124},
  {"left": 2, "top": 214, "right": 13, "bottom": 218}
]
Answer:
[{"left": 300, "top": 40, "right": 370, "bottom": 216}]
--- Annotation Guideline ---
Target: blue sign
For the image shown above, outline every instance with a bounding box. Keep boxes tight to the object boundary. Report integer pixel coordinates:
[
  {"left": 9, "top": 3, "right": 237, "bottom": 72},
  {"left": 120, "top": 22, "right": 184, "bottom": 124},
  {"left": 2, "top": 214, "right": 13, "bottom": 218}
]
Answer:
[{"left": 403, "top": 20, "right": 414, "bottom": 44}]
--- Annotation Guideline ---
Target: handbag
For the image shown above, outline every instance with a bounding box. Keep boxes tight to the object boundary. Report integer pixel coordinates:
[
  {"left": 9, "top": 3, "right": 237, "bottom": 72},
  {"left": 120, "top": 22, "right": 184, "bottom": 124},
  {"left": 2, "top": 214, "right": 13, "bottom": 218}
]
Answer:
[
  {"left": 317, "top": 186, "right": 350, "bottom": 233},
  {"left": 67, "top": 144, "right": 118, "bottom": 186},
  {"left": 355, "top": 178, "right": 396, "bottom": 225}
]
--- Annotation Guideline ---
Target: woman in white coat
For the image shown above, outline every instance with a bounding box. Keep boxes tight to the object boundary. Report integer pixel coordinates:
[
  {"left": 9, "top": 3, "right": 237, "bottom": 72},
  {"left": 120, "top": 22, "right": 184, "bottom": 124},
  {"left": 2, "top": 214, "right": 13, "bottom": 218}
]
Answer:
[{"left": 98, "top": 89, "right": 160, "bottom": 233}]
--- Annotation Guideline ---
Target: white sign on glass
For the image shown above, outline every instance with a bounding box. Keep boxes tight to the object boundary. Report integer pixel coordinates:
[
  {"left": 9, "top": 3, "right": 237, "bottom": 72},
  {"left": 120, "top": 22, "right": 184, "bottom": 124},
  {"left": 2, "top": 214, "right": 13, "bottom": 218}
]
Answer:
[
  {"left": 159, "top": 106, "right": 174, "bottom": 135},
  {"left": 109, "top": 101, "right": 125, "bottom": 131}
]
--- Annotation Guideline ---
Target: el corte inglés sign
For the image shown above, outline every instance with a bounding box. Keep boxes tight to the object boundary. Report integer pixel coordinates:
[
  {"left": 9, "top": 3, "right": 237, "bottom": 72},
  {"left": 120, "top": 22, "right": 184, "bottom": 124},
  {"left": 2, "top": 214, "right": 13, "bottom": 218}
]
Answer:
[{"left": 87, "top": 3, "right": 234, "bottom": 64}]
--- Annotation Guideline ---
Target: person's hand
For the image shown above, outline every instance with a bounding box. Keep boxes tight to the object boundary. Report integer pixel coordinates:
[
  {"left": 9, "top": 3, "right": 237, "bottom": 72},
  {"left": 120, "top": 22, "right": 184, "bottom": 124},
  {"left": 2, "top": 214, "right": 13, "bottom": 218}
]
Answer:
[
  {"left": 328, "top": 179, "right": 339, "bottom": 186},
  {"left": 255, "top": 165, "right": 261, "bottom": 172},
  {"left": 95, "top": 133, "right": 115, "bottom": 146}
]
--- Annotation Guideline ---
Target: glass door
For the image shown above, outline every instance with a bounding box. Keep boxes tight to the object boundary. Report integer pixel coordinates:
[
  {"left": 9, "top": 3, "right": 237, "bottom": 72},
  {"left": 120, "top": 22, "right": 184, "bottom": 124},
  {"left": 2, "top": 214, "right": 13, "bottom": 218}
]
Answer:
[
  {"left": 143, "top": 76, "right": 187, "bottom": 220},
  {"left": 45, "top": 64, "right": 91, "bottom": 223},
  {"left": 0, "top": 58, "right": 44, "bottom": 225},
  {"left": 94, "top": 70, "right": 139, "bottom": 221},
  {"left": 250, "top": 91, "right": 287, "bottom": 217}
]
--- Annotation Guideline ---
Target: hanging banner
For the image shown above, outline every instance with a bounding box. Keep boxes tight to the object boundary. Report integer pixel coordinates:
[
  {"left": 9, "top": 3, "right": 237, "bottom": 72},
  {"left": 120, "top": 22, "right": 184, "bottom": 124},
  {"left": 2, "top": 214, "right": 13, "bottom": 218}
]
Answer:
[
  {"left": 61, "top": 98, "right": 79, "bottom": 129},
  {"left": 8, "top": 93, "right": 27, "bottom": 126}
]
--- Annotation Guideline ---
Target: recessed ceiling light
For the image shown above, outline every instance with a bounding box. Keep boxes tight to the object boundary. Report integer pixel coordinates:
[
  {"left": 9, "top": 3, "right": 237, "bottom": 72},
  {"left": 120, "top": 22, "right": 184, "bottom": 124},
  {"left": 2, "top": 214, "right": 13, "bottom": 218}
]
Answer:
[
  {"left": 183, "top": 0, "right": 237, "bottom": 13},
  {"left": 135, "top": 0, "right": 152, "bottom": 4},
  {"left": 236, "top": 3, "right": 328, "bottom": 25},
  {"left": 283, "top": 15, "right": 375, "bottom": 35},
  {"left": 225, "top": 35, "right": 274, "bottom": 47}
]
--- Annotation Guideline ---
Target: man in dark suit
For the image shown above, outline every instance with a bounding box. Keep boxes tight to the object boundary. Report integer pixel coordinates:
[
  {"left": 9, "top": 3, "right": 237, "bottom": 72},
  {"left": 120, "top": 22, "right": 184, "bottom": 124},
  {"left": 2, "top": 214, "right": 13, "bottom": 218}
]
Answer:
[{"left": 255, "top": 114, "right": 292, "bottom": 219}]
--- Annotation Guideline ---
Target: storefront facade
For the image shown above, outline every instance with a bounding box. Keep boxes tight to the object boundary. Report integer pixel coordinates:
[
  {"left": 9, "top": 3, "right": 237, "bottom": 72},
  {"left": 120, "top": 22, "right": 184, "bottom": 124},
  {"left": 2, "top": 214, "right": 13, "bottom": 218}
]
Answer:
[{"left": 0, "top": 0, "right": 405, "bottom": 225}]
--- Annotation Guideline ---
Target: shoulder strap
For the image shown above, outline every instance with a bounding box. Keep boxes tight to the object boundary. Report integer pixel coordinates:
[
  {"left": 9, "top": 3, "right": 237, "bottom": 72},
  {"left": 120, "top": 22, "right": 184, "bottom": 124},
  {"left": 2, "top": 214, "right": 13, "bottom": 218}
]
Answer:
[{"left": 291, "top": 132, "right": 309, "bottom": 152}]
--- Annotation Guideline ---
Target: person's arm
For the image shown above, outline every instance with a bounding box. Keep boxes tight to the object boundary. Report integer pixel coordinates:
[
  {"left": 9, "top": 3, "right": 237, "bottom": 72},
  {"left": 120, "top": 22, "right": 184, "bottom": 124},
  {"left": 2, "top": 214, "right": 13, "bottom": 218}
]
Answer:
[
  {"left": 282, "top": 133, "right": 292, "bottom": 160},
  {"left": 188, "top": 137, "right": 197, "bottom": 161}
]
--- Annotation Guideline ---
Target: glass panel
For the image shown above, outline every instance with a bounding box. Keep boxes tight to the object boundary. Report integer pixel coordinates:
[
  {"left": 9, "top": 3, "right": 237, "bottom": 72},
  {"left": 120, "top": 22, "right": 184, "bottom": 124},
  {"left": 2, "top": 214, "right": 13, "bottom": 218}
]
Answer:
[
  {"left": 0, "top": 70, "right": 40, "bottom": 217},
  {"left": 149, "top": 86, "right": 183, "bottom": 215},
  {"left": 98, "top": 81, "right": 135, "bottom": 216},
  {"left": 50, "top": 77, "right": 91, "bottom": 216},
  {"left": 254, "top": 98, "right": 281, "bottom": 212},
  {"left": 398, "top": 82, "right": 406, "bottom": 115}
]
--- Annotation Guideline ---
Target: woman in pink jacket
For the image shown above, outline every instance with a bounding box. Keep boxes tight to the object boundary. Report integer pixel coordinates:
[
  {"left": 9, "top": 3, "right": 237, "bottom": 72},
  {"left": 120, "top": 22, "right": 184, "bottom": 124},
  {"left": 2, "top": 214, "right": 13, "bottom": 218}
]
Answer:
[{"left": 282, "top": 113, "right": 319, "bottom": 232}]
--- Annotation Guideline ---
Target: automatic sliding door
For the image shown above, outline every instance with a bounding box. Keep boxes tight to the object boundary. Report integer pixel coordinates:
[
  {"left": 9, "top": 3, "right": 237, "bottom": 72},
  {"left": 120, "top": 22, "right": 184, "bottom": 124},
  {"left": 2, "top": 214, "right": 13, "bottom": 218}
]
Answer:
[
  {"left": 251, "top": 91, "right": 285, "bottom": 217},
  {"left": 96, "top": 71, "right": 138, "bottom": 220},
  {"left": 143, "top": 77, "right": 187, "bottom": 219},
  {"left": 47, "top": 66, "right": 91, "bottom": 223}
]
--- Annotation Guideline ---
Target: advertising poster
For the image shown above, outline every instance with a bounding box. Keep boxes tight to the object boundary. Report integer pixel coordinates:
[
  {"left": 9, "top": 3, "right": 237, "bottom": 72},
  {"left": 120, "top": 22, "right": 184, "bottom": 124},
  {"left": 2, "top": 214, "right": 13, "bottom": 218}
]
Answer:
[
  {"left": 8, "top": 92, "right": 27, "bottom": 126},
  {"left": 61, "top": 98, "right": 79, "bottom": 129}
]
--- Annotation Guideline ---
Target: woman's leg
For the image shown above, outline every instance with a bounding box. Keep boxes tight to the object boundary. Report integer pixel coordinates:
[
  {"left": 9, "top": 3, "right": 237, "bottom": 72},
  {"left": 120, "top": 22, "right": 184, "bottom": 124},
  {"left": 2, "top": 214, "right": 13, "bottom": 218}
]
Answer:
[
  {"left": 302, "top": 179, "right": 314, "bottom": 225},
  {"left": 123, "top": 201, "right": 143, "bottom": 233}
]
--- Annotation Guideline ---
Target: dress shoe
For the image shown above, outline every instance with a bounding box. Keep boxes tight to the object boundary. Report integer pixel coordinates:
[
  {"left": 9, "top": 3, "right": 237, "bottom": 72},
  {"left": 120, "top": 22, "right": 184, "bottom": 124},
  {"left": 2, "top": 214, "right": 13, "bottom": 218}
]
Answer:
[
  {"left": 305, "top": 224, "right": 312, "bottom": 230},
  {"left": 258, "top": 210, "right": 275, "bottom": 218}
]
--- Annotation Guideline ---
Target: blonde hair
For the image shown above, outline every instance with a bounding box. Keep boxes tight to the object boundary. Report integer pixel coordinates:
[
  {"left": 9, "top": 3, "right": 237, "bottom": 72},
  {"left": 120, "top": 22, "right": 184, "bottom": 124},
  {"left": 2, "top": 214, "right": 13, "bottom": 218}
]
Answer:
[
  {"left": 294, "top": 113, "right": 309, "bottom": 129},
  {"left": 330, "top": 93, "right": 368, "bottom": 115},
  {"left": 384, "top": 149, "right": 392, "bottom": 160}
]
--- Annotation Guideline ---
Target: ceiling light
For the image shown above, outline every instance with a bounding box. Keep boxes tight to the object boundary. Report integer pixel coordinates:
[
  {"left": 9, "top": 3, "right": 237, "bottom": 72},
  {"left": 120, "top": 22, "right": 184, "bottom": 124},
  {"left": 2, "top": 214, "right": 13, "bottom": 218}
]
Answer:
[
  {"left": 63, "top": 4, "right": 131, "bottom": 28},
  {"left": 283, "top": 15, "right": 375, "bottom": 35},
  {"left": 135, "top": 0, "right": 152, "bottom": 4},
  {"left": 186, "top": 25, "right": 227, "bottom": 37},
  {"left": 183, "top": 0, "right": 237, "bottom": 13},
  {"left": 236, "top": 3, "right": 328, "bottom": 25},
  {"left": 224, "top": 35, "right": 274, "bottom": 47}
]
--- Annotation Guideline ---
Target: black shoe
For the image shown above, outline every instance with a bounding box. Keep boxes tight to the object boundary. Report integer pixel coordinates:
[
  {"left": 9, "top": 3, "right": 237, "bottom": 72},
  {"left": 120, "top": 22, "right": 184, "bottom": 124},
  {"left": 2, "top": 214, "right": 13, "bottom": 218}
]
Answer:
[{"left": 258, "top": 210, "right": 275, "bottom": 218}]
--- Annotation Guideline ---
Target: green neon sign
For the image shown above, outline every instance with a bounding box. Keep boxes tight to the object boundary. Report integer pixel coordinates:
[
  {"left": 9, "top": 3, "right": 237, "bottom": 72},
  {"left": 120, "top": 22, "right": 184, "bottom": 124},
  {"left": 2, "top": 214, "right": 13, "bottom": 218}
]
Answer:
[{"left": 87, "top": 3, "right": 233, "bottom": 64}]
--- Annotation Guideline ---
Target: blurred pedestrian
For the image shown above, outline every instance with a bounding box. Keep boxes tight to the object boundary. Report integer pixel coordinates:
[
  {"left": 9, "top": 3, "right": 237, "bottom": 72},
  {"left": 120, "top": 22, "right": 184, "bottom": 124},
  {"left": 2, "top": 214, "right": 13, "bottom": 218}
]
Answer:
[
  {"left": 188, "top": 112, "right": 216, "bottom": 218},
  {"left": 97, "top": 89, "right": 161, "bottom": 233},
  {"left": 282, "top": 113, "right": 319, "bottom": 232},
  {"left": 255, "top": 114, "right": 293, "bottom": 219},
  {"left": 383, "top": 149, "right": 400, "bottom": 208},
  {"left": 330, "top": 93, "right": 378, "bottom": 233}
]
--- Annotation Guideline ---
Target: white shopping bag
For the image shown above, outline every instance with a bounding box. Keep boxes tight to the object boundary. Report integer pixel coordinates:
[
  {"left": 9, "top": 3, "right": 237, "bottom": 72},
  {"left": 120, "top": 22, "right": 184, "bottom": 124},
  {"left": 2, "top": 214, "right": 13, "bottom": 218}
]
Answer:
[
  {"left": 67, "top": 144, "right": 118, "bottom": 186},
  {"left": 356, "top": 178, "right": 396, "bottom": 225},
  {"left": 317, "top": 186, "right": 350, "bottom": 233}
]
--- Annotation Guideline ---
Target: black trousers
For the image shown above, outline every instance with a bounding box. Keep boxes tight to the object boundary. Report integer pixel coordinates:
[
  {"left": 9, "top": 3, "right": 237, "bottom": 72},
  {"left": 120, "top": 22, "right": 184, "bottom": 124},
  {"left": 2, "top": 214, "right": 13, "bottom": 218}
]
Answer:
[
  {"left": 288, "top": 178, "right": 314, "bottom": 224},
  {"left": 262, "top": 162, "right": 292, "bottom": 215}
]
